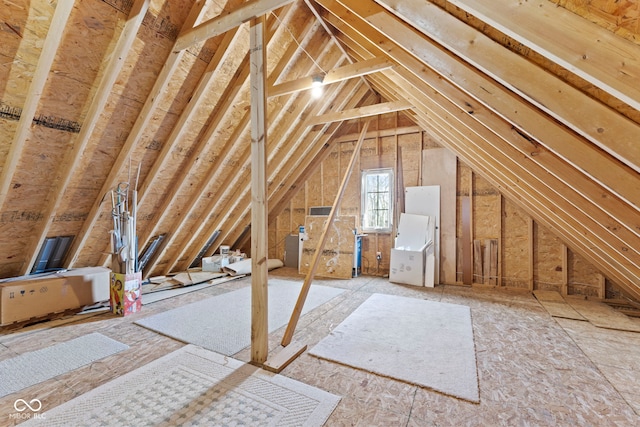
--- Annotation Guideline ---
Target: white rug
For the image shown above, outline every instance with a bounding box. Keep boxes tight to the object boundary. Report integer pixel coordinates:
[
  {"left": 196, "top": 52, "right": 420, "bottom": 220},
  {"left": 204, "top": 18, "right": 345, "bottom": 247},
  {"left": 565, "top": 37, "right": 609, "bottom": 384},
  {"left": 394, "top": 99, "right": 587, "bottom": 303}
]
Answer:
[
  {"left": 23, "top": 344, "right": 340, "bottom": 427},
  {"left": 309, "top": 293, "right": 480, "bottom": 402},
  {"left": 135, "top": 279, "right": 345, "bottom": 355},
  {"left": 0, "top": 333, "right": 128, "bottom": 397}
]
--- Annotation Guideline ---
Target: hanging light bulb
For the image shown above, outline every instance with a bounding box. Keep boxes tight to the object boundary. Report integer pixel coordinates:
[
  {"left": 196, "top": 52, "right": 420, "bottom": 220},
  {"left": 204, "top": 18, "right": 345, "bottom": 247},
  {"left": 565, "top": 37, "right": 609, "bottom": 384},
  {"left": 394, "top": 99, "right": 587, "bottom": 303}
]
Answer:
[{"left": 311, "top": 75, "right": 324, "bottom": 98}]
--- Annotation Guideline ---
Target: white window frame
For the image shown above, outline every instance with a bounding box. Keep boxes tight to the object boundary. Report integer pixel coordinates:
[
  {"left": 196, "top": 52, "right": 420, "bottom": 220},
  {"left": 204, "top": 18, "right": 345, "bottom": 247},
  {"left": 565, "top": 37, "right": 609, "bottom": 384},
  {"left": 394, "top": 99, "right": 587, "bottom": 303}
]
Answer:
[{"left": 361, "top": 168, "right": 394, "bottom": 233}]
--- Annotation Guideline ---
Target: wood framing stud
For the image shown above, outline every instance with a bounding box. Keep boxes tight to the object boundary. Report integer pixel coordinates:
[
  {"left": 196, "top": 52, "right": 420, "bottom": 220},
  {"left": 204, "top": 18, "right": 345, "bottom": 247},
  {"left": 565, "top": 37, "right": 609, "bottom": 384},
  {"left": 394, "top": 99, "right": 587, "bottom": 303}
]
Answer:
[
  {"left": 250, "top": 15, "right": 269, "bottom": 365},
  {"left": 281, "top": 120, "right": 370, "bottom": 347}
]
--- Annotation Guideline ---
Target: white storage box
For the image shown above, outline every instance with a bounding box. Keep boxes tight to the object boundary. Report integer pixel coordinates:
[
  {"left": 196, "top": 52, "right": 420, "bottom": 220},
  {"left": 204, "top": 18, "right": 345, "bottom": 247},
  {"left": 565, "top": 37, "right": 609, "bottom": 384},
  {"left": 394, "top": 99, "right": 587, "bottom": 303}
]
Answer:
[{"left": 389, "top": 213, "right": 435, "bottom": 287}]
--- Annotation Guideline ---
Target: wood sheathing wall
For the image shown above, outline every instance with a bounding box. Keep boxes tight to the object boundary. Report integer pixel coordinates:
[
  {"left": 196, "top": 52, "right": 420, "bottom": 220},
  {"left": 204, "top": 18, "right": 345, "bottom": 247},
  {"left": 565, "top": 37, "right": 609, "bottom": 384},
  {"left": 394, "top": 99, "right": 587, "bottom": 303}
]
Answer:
[
  {"left": 271, "top": 112, "right": 621, "bottom": 299},
  {"left": 1, "top": 1, "right": 638, "bottom": 302},
  {"left": 0, "top": 0, "right": 371, "bottom": 279}
]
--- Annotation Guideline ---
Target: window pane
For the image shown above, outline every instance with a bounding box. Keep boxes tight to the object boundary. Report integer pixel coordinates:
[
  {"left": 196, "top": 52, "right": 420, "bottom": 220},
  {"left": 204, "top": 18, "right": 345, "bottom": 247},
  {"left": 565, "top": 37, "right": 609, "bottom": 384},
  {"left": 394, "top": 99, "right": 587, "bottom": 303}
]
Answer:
[{"left": 361, "top": 169, "right": 393, "bottom": 232}]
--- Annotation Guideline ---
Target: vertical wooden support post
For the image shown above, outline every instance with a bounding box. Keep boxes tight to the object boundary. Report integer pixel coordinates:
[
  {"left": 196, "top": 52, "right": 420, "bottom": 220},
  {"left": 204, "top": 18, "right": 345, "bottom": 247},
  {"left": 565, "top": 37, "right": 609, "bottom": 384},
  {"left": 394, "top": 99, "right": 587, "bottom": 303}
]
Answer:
[
  {"left": 561, "top": 244, "right": 568, "bottom": 296},
  {"left": 528, "top": 217, "right": 535, "bottom": 291},
  {"left": 281, "top": 121, "right": 370, "bottom": 346},
  {"left": 598, "top": 273, "right": 606, "bottom": 300},
  {"left": 461, "top": 196, "right": 472, "bottom": 285},
  {"left": 498, "top": 194, "right": 503, "bottom": 287},
  {"left": 249, "top": 16, "right": 269, "bottom": 365}
]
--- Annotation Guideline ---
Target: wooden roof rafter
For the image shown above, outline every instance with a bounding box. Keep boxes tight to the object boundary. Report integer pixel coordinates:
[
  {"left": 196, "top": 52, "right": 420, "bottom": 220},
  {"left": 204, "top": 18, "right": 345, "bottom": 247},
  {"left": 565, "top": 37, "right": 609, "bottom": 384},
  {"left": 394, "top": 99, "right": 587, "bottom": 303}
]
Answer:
[
  {"left": 20, "top": 0, "right": 150, "bottom": 275},
  {"left": 216, "top": 83, "right": 373, "bottom": 260},
  {"left": 134, "top": 27, "right": 243, "bottom": 210},
  {"left": 132, "top": 27, "right": 244, "bottom": 255},
  {"left": 322, "top": 0, "right": 639, "bottom": 210},
  {"left": 174, "top": 0, "right": 296, "bottom": 52},
  {"left": 66, "top": 0, "right": 211, "bottom": 269},
  {"left": 142, "top": 7, "right": 334, "bottom": 275},
  {"left": 375, "top": 0, "right": 640, "bottom": 174},
  {"left": 304, "top": 0, "right": 377, "bottom": 94},
  {"left": 0, "top": 0, "right": 74, "bottom": 212},
  {"left": 317, "top": 0, "right": 640, "bottom": 297},
  {"left": 441, "top": 0, "right": 640, "bottom": 113},
  {"left": 166, "top": 39, "right": 353, "bottom": 273}
]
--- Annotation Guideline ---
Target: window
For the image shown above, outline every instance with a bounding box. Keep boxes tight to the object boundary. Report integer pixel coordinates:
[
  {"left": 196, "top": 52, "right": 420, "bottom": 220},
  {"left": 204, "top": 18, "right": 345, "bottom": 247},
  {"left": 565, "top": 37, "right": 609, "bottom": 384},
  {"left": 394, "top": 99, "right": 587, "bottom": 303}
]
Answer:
[
  {"left": 31, "top": 235, "right": 74, "bottom": 274},
  {"left": 361, "top": 168, "right": 393, "bottom": 232}
]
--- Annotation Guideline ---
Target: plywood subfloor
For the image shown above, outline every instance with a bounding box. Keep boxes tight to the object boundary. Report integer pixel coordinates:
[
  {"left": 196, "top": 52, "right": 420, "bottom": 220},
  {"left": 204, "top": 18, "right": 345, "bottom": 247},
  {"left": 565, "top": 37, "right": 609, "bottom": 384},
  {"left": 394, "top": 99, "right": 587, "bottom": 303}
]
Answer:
[{"left": 1, "top": 268, "right": 640, "bottom": 425}]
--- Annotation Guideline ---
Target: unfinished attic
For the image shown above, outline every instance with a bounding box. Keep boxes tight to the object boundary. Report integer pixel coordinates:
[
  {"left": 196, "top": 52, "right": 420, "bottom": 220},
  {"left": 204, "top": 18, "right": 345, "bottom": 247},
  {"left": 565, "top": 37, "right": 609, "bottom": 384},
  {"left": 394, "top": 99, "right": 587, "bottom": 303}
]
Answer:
[{"left": 1, "top": 0, "right": 640, "bottom": 424}]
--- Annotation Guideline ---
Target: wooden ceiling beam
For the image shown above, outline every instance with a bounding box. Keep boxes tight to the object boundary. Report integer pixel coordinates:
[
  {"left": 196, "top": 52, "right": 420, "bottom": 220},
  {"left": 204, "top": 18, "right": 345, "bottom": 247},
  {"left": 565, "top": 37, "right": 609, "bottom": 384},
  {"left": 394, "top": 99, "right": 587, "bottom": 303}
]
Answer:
[
  {"left": 308, "top": 100, "right": 411, "bottom": 125},
  {"left": 174, "top": 0, "right": 295, "bottom": 52},
  {"left": 441, "top": 0, "right": 640, "bottom": 113},
  {"left": 376, "top": 0, "right": 640, "bottom": 173},
  {"left": 304, "top": 0, "right": 377, "bottom": 94},
  {"left": 66, "top": 1, "right": 210, "bottom": 268},
  {"left": 0, "top": 0, "right": 74, "bottom": 211},
  {"left": 269, "top": 57, "right": 393, "bottom": 97},
  {"left": 21, "top": 0, "right": 150, "bottom": 275}
]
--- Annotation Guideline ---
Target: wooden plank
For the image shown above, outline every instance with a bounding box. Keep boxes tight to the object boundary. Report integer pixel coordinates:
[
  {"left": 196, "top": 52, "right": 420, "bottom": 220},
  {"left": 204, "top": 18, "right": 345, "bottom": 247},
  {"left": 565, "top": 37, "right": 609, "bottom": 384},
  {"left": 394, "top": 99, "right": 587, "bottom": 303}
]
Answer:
[
  {"left": 461, "top": 196, "right": 472, "bottom": 285},
  {"left": 528, "top": 217, "right": 534, "bottom": 291},
  {"left": 488, "top": 238, "right": 498, "bottom": 286},
  {"left": 263, "top": 342, "right": 307, "bottom": 373},
  {"left": 171, "top": 272, "right": 193, "bottom": 286},
  {"left": 281, "top": 120, "right": 369, "bottom": 347},
  {"left": 22, "top": 0, "right": 150, "bottom": 274},
  {"left": 445, "top": 0, "right": 640, "bottom": 113},
  {"left": 566, "top": 296, "right": 640, "bottom": 333},
  {"left": 308, "top": 101, "right": 412, "bottom": 125},
  {"left": 269, "top": 57, "right": 393, "bottom": 97},
  {"left": 473, "top": 240, "right": 483, "bottom": 284},
  {"left": 174, "top": 0, "right": 294, "bottom": 51},
  {"left": 249, "top": 15, "right": 269, "bottom": 365},
  {"left": 0, "top": 0, "right": 74, "bottom": 211},
  {"left": 422, "top": 147, "right": 457, "bottom": 285},
  {"left": 533, "top": 290, "right": 586, "bottom": 321},
  {"left": 379, "top": 0, "right": 640, "bottom": 173},
  {"left": 561, "top": 244, "right": 569, "bottom": 296}
]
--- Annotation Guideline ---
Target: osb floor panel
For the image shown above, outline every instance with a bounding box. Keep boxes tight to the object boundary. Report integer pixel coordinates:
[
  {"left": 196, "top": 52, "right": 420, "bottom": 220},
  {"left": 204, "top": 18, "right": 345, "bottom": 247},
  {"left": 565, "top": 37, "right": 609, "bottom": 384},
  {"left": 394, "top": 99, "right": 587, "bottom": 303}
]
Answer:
[{"left": 1, "top": 268, "right": 640, "bottom": 426}]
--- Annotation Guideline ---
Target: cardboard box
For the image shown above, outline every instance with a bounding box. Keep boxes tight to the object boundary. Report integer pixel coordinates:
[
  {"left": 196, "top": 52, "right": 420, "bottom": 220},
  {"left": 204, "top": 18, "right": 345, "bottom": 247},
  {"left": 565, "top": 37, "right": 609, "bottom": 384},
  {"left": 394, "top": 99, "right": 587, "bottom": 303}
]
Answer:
[
  {"left": 110, "top": 272, "right": 142, "bottom": 316},
  {"left": 0, "top": 267, "right": 111, "bottom": 326},
  {"left": 389, "top": 213, "right": 435, "bottom": 287},
  {"left": 202, "top": 255, "right": 229, "bottom": 272}
]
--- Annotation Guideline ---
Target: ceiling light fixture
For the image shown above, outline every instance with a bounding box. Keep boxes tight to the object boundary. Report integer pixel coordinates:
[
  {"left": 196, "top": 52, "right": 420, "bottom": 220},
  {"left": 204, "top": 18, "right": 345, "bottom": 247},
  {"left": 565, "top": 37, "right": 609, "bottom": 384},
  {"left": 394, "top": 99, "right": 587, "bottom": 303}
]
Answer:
[{"left": 311, "top": 75, "right": 324, "bottom": 98}]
